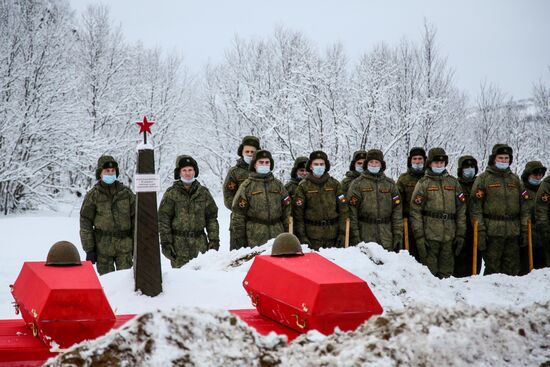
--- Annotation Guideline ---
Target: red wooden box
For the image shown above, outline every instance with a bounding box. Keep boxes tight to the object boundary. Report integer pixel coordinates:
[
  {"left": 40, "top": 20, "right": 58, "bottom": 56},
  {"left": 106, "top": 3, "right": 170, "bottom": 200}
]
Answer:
[
  {"left": 229, "top": 309, "right": 300, "bottom": 342},
  {"left": 243, "top": 253, "right": 383, "bottom": 335},
  {"left": 10, "top": 261, "right": 116, "bottom": 348}
]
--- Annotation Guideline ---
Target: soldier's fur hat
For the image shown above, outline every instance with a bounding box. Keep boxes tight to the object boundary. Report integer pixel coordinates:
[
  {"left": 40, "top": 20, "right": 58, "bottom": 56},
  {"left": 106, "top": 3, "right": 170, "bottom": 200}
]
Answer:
[
  {"left": 363, "top": 149, "right": 386, "bottom": 172},
  {"left": 457, "top": 155, "right": 478, "bottom": 178},
  {"left": 306, "top": 150, "right": 331, "bottom": 173},
  {"left": 238, "top": 136, "right": 261, "bottom": 157},
  {"left": 291, "top": 156, "right": 308, "bottom": 179},
  {"left": 250, "top": 150, "right": 274, "bottom": 173},
  {"left": 407, "top": 147, "right": 427, "bottom": 168},
  {"left": 488, "top": 144, "right": 513, "bottom": 166},
  {"left": 174, "top": 155, "right": 199, "bottom": 179},
  {"left": 95, "top": 155, "right": 119, "bottom": 180},
  {"left": 349, "top": 150, "right": 367, "bottom": 171},
  {"left": 427, "top": 147, "right": 448, "bottom": 166},
  {"left": 521, "top": 161, "right": 546, "bottom": 184}
]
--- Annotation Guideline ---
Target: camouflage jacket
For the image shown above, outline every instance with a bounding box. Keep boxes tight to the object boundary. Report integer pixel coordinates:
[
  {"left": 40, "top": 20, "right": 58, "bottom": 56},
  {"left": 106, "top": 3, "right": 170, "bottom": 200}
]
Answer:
[
  {"left": 80, "top": 181, "right": 135, "bottom": 254},
  {"left": 223, "top": 158, "right": 250, "bottom": 210},
  {"left": 470, "top": 166, "right": 529, "bottom": 238},
  {"left": 231, "top": 172, "right": 291, "bottom": 247},
  {"left": 535, "top": 177, "right": 550, "bottom": 233},
  {"left": 396, "top": 169, "right": 424, "bottom": 218},
  {"left": 410, "top": 170, "right": 466, "bottom": 243},
  {"left": 341, "top": 170, "right": 360, "bottom": 195},
  {"left": 284, "top": 177, "right": 302, "bottom": 199},
  {"left": 158, "top": 180, "right": 219, "bottom": 250},
  {"left": 293, "top": 174, "right": 348, "bottom": 247},
  {"left": 348, "top": 171, "right": 403, "bottom": 249}
]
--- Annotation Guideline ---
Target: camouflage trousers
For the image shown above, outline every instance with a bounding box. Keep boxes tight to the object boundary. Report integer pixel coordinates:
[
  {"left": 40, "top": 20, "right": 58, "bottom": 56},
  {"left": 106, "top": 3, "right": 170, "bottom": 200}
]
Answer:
[
  {"left": 453, "top": 227, "right": 482, "bottom": 278},
  {"left": 169, "top": 234, "right": 208, "bottom": 268},
  {"left": 483, "top": 236, "right": 520, "bottom": 276},
  {"left": 424, "top": 240, "right": 454, "bottom": 278},
  {"left": 97, "top": 253, "right": 133, "bottom": 275}
]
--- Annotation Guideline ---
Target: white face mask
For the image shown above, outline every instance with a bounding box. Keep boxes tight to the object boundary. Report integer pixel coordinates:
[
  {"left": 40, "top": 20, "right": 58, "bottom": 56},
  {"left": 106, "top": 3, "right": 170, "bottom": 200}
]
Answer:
[
  {"left": 256, "top": 166, "right": 271, "bottom": 175},
  {"left": 412, "top": 163, "right": 424, "bottom": 172},
  {"left": 463, "top": 167, "right": 476, "bottom": 179},
  {"left": 367, "top": 166, "right": 380, "bottom": 174},
  {"left": 432, "top": 167, "right": 445, "bottom": 174},
  {"left": 181, "top": 177, "right": 195, "bottom": 185},
  {"left": 495, "top": 162, "right": 509, "bottom": 170},
  {"left": 355, "top": 165, "right": 364, "bottom": 173},
  {"left": 243, "top": 155, "right": 253, "bottom": 165}
]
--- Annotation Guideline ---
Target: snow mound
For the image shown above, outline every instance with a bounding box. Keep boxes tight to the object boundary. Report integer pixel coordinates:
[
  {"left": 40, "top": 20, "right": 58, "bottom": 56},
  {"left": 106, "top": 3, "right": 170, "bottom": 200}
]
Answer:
[{"left": 45, "top": 303, "right": 550, "bottom": 367}]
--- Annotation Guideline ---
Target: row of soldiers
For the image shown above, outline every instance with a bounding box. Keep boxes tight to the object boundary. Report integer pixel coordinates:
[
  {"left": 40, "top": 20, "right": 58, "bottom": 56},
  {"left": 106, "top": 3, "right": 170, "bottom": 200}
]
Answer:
[{"left": 79, "top": 136, "right": 550, "bottom": 279}]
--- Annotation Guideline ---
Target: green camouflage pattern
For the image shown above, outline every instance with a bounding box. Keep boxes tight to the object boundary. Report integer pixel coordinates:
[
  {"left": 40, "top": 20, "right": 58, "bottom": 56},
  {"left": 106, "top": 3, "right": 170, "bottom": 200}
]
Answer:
[
  {"left": 341, "top": 170, "right": 361, "bottom": 194},
  {"left": 284, "top": 178, "right": 302, "bottom": 199},
  {"left": 535, "top": 177, "right": 550, "bottom": 268},
  {"left": 396, "top": 169, "right": 424, "bottom": 218},
  {"left": 231, "top": 172, "right": 291, "bottom": 248},
  {"left": 424, "top": 240, "right": 454, "bottom": 278},
  {"left": 158, "top": 180, "right": 219, "bottom": 268},
  {"left": 80, "top": 181, "right": 135, "bottom": 275},
  {"left": 223, "top": 158, "right": 250, "bottom": 210},
  {"left": 471, "top": 165, "right": 529, "bottom": 275},
  {"left": 348, "top": 171, "right": 403, "bottom": 250},
  {"left": 293, "top": 173, "right": 348, "bottom": 250}
]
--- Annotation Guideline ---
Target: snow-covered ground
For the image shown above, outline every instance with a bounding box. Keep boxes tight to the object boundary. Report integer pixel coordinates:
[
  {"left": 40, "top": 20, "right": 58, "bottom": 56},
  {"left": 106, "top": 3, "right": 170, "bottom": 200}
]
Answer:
[{"left": 2, "top": 197, "right": 550, "bottom": 366}]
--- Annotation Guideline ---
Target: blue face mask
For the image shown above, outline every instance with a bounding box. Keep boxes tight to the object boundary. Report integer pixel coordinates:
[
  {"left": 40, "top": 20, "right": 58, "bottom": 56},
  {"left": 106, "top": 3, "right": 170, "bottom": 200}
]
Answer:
[
  {"left": 463, "top": 167, "right": 476, "bottom": 179},
  {"left": 312, "top": 166, "right": 325, "bottom": 177},
  {"left": 181, "top": 177, "right": 195, "bottom": 185},
  {"left": 367, "top": 166, "right": 381, "bottom": 174},
  {"left": 256, "top": 166, "right": 271, "bottom": 175},
  {"left": 528, "top": 177, "right": 542, "bottom": 186},
  {"left": 355, "top": 165, "right": 364, "bottom": 173},
  {"left": 102, "top": 175, "right": 116, "bottom": 185},
  {"left": 243, "top": 155, "right": 253, "bottom": 165},
  {"left": 432, "top": 167, "right": 446, "bottom": 174},
  {"left": 412, "top": 163, "right": 424, "bottom": 172},
  {"left": 495, "top": 162, "right": 509, "bottom": 170}
]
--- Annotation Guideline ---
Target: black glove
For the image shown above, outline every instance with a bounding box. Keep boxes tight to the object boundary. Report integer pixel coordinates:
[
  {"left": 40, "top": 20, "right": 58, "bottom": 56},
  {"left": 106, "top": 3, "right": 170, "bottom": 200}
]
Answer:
[
  {"left": 161, "top": 243, "right": 177, "bottom": 261},
  {"left": 208, "top": 240, "right": 220, "bottom": 251},
  {"left": 416, "top": 237, "right": 427, "bottom": 261},
  {"left": 520, "top": 233, "right": 528, "bottom": 248},
  {"left": 454, "top": 236, "right": 465, "bottom": 256},
  {"left": 393, "top": 237, "right": 402, "bottom": 252},
  {"left": 86, "top": 250, "right": 97, "bottom": 264}
]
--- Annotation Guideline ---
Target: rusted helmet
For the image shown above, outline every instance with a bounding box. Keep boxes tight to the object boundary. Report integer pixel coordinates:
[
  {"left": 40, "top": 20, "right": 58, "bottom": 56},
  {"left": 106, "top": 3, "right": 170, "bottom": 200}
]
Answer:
[
  {"left": 271, "top": 233, "right": 303, "bottom": 256},
  {"left": 46, "top": 241, "right": 82, "bottom": 266}
]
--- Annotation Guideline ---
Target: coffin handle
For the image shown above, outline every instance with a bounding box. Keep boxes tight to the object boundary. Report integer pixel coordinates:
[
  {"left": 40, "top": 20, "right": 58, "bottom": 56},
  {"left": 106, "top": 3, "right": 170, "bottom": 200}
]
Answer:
[
  {"left": 30, "top": 322, "right": 38, "bottom": 337},
  {"left": 248, "top": 293, "right": 259, "bottom": 307},
  {"left": 292, "top": 314, "right": 307, "bottom": 330}
]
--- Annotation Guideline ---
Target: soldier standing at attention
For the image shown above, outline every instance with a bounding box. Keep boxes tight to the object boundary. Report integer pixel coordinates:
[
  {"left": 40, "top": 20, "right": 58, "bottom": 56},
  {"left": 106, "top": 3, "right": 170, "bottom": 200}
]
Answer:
[
  {"left": 471, "top": 144, "right": 529, "bottom": 275},
  {"left": 341, "top": 150, "right": 367, "bottom": 194},
  {"left": 396, "top": 147, "right": 427, "bottom": 260},
  {"left": 223, "top": 136, "right": 261, "bottom": 250},
  {"left": 80, "top": 155, "right": 135, "bottom": 275},
  {"left": 536, "top": 167, "right": 550, "bottom": 268},
  {"left": 454, "top": 155, "right": 482, "bottom": 277},
  {"left": 158, "top": 155, "right": 219, "bottom": 268},
  {"left": 348, "top": 149, "right": 403, "bottom": 251},
  {"left": 293, "top": 151, "right": 348, "bottom": 250},
  {"left": 410, "top": 148, "right": 466, "bottom": 278},
  {"left": 231, "top": 150, "right": 291, "bottom": 248},
  {"left": 285, "top": 156, "right": 308, "bottom": 199},
  {"left": 520, "top": 161, "right": 547, "bottom": 272}
]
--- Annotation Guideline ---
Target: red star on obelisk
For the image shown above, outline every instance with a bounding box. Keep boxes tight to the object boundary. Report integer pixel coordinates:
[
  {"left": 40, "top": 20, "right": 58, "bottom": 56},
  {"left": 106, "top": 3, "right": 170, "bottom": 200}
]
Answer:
[{"left": 136, "top": 116, "right": 154, "bottom": 144}]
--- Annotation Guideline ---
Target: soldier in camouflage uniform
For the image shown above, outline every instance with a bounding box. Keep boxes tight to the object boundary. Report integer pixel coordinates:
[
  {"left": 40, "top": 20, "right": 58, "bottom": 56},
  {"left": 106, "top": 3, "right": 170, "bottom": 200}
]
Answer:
[
  {"left": 80, "top": 155, "right": 135, "bottom": 275},
  {"left": 341, "top": 150, "right": 367, "bottom": 194},
  {"left": 396, "top": 147, "right": 427, "bottom": 261},
  {"left": 223, "top": 136, "right": 261, "bottom": 250},
  {"left": 520, "top": 161, "right": 547, "bottom": 272},
  {"left": 293, "top": 151, "right": 348, "bottom": 250},
  {"left": 158, "top": 155, "right": 219, "bottom": 268},
  {"left": 348, "top": 149, "right": 403, "bottom": 251},
  {"left": 536, "top": 170, "right": 550, "bottom": 268},
  {"left": 410, "top": 148, "right": 466, "bottom": 278},
  {"left": 471, "top": 144, "right": 530, "bottom": 276},
  {"left": 454, "top": 155, "right": 482, "bottom": 277},
  {"left": 285, "top": 156, "right": 308, "bottom": 198},
  {"left": 231, "top": 150, "right": 291, "bottom": 248}
]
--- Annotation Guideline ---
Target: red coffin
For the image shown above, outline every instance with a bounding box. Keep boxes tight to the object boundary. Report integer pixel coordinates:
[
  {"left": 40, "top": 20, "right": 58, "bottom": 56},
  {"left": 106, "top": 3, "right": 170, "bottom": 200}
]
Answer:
[
  {"left": 243, "top": 253, "right": 383, "bottom": 335},
  {"left": 10, "top": 261, "right": 116, "bottom": 349}
]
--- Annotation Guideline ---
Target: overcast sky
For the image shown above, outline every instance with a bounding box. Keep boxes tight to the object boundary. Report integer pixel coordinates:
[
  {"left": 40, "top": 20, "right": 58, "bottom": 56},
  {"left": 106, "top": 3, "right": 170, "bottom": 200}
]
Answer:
[{"left": 69, "top": 0, "right": 550, "bottom": 100}]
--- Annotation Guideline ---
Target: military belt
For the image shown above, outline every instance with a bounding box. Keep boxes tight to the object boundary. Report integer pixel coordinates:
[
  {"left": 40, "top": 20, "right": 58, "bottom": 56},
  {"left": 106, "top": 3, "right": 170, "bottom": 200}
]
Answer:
[
  {"left": 421, "top": 210, "right": 456, "bottom": 220},
  {"left": 483, "top": 214, "right": 519, "bottom": 221},
  {"left": 95, "top": 229, "right": 132, "bottom": 238},
  {"left": 246, "top": 216, "right": 282, "bottom": 226},
  {"left": 173, "top": 230, "right": 205, "bottom": 237},
  {"left": 304, "top": 217, "right": 339, "bottom": 226},
  {"left": 358, "top": 216, "right": 392, "bottom": 224}
]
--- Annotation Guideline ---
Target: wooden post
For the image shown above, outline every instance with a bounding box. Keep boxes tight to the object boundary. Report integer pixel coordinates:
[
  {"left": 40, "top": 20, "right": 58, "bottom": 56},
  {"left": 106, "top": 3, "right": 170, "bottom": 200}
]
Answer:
[
  {"left": 472, "top": 219, "right": 478, "bottom": 276},
  {"left": 403, "top": 218, "right": 410, "bottom": 252},
  {"left": 289, "top": 216, "right": 294, "bottom": 235},
  {"left": 528, "top": 219, "right": 533, "bottom": 272},
  {"left": 344, "top": 218, "right": 350, "bottom": 248},
  {"left": 134, "top": 148, "right": 162, "bottom": 296}
]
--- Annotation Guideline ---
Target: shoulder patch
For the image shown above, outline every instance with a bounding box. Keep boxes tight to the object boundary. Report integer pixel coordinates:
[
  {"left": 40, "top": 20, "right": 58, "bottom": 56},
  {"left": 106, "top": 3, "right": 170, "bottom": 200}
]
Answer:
[
  {"left": 350, "top": 195, "right": 359, "bottom": 206},
  {"left": 238, "top": 198, "right": 248, "bottom": 208},
  {"left": 226, "top": 181, "right": 237, "bottom": 191},
  {"left": 392, "top": 195, "right": 401, "bottom": 206},
  {"left": 457, "top": 192, "right": 466, "bottom": 203},
  {"left": 541, "top": 192, "right": 550, "bottom": 203},
  {"left": 475, "top": 190, "right": 485, "bottom": 199},
  {"left": 414, "top": 194, "right": 424, "bottom": 205},
  {"left": 282, "top": 195, "right": 291, "bottom": 206},
  {"left": 295, "top": 197, "right": 304, "bottom": 207},
  {"left": 521, "top": 191, "right": 530, "bottom": 201}
]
